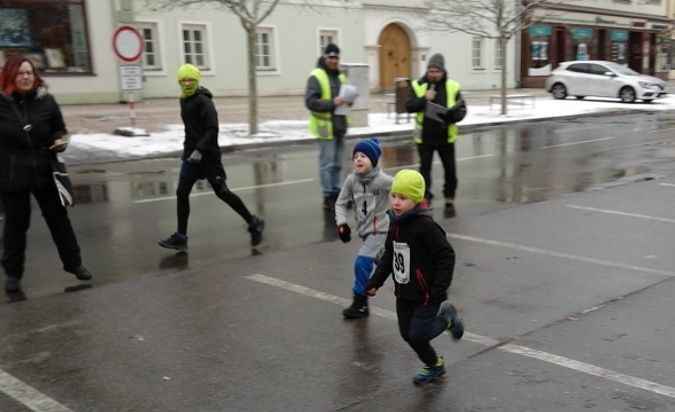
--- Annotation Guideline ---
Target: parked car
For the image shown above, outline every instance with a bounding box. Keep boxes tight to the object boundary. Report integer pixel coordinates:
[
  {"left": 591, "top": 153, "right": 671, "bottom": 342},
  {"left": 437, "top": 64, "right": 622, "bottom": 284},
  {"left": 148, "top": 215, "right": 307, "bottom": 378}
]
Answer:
[{"left": 544, "top": 60, "right": 667, "bottom": 103}]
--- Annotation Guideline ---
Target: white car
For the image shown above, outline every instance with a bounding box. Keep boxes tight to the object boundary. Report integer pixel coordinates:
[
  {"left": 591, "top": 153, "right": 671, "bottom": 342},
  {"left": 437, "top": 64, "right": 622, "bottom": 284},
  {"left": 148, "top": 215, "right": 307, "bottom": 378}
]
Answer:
[{"left": 544, "top": 60, "right": 667, "bottom": 103}]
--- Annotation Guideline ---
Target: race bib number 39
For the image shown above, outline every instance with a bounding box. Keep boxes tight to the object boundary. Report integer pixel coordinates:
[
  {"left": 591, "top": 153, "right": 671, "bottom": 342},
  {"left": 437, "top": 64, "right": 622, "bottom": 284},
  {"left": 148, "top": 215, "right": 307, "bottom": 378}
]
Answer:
[{"left": 393, "top": 241, "right": 411, "bottom": 284}]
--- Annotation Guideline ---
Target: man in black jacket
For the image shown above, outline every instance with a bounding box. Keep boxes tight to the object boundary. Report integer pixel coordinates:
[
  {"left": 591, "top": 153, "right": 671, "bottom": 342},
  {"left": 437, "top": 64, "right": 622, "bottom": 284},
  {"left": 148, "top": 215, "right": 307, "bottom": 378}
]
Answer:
[
  {"left": 406, "top": 53, "right": 467, "bottom": 217},
  {"left": 159, "top": 64, "right": 264, "bottom": 250}
]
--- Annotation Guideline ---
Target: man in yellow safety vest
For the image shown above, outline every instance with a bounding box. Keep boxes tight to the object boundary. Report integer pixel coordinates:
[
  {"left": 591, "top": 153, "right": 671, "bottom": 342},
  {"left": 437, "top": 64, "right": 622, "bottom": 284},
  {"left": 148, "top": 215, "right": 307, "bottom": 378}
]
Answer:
[
  {"left": 406, "top": 53, "right": 467, "bottom": 217},
  {"left": 305, "top": 43, "right": 350, "bottom": 209}
]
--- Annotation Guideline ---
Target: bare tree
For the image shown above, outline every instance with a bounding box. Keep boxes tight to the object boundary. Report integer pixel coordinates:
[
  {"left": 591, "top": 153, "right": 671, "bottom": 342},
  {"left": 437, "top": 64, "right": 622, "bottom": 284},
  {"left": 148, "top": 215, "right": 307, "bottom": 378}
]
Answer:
[
  {"left": 145, "top": 0, "right": 281, "bottom": 135},
  {"left": 424, "top": 0, "right": 564, "bottom": 115}
]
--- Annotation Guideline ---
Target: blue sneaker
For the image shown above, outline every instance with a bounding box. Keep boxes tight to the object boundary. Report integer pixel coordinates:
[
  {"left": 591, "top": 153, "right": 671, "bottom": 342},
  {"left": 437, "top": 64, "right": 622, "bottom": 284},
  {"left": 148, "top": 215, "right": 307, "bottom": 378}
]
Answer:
[
  {"left": 440, "top": 303, "right": 464, "bottom": 341},
  {"left": 413, "top": 356, "right": 445, "bottom": 385},
  {"left": 159, "top": 232, "right": 188, "bottom": 251}
]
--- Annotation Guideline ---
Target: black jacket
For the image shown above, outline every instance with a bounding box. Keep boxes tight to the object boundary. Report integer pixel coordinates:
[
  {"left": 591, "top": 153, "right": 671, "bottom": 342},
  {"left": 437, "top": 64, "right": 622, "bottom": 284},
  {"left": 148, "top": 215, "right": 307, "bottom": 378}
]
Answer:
[
  {"left": 406, "top": 75, "right": 467, "bottom": 146},
  {"left": 180, "top": 86, "right": 220, "bottom": 161},
  {"left": 0, "top": 87, "right": 66, "bottom": 193},
  {"left": 367, "top": 204, "right": 455, "bottom": 304},
  {"left": 304, "top": 57, "right": 348, "bottom": 138}
]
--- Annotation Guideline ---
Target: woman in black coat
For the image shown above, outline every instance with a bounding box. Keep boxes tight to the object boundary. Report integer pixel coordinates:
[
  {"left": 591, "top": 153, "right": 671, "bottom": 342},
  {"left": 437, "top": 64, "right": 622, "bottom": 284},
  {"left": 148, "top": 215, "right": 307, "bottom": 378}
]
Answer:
[{"left": 0, "top": 56, "right": 92, "bottom": 293}]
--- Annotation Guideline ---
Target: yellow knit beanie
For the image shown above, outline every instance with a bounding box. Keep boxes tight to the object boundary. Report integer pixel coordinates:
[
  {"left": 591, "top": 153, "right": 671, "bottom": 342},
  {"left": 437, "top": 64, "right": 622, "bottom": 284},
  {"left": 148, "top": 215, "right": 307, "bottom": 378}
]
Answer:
[{"left": 391, "top": 169, "right": 425, "bottom": 204}]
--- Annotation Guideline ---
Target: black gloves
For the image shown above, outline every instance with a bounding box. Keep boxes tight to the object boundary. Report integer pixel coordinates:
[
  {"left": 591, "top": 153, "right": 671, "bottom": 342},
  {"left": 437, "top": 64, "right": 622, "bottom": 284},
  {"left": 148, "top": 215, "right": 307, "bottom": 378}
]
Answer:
[
  {"left": 187, "top": 150, "right": 202, "bottom": 164},
  {"left": 337, "top": 224, "right": 351, "bottom": 243}
]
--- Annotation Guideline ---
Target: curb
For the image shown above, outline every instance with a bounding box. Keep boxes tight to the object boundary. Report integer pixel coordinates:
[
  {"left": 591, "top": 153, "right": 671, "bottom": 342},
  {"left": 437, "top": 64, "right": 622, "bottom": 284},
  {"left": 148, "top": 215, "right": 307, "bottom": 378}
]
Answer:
[{"left": 68, "top": 106, "right": 674, "bottom": 166}]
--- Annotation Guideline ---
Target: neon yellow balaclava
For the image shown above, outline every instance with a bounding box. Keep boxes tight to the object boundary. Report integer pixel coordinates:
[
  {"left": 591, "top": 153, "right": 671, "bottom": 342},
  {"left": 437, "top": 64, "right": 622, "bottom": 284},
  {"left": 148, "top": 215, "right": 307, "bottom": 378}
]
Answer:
[
  {"left": 391, "top": 169, "right": 426, "bottom": 204},
  {"left": 177, "top": 63, "right": 201, "bottom": 98}
]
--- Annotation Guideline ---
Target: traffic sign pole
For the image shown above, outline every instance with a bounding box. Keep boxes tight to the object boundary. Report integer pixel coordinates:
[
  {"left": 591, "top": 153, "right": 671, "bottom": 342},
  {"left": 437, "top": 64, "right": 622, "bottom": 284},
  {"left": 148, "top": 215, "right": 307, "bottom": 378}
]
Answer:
[{"left": 112, "top": 25, "right": 148, "bottom": 136}]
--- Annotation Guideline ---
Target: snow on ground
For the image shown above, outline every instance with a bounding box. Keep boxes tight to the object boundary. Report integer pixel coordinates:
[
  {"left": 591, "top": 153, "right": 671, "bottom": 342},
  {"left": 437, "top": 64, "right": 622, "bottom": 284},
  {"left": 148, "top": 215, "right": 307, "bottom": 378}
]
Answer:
[{"left": 64, "top": 95, "right": 675, "bottom": 164}]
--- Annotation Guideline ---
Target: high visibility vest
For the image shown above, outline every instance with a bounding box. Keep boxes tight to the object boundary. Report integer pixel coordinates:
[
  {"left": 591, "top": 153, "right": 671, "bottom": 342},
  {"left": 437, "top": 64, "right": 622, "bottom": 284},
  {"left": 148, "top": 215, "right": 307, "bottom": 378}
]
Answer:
[
  {"left": 411, "top": 79, "right": 461, "bottom": 144},
  {"left": 308, "top": 68, "right": 348, "bottom": 140}
]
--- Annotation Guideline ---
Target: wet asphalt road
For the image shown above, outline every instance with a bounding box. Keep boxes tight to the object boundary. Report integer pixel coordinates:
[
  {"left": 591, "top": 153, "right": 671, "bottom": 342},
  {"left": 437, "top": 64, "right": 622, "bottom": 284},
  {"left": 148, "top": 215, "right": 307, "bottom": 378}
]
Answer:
[{"left": 1, "top": 111, "right": 675, "bottom": 411}]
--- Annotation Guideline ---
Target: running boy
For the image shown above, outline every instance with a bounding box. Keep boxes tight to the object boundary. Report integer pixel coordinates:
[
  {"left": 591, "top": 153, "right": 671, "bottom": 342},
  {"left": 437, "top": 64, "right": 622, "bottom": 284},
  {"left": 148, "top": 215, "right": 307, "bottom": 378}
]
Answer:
[
  {"left": 335, "top": 138, "right": 392, "bottom": 319},
  {"left": 366, "top": 169, "right": 465, "bottom": 384}
]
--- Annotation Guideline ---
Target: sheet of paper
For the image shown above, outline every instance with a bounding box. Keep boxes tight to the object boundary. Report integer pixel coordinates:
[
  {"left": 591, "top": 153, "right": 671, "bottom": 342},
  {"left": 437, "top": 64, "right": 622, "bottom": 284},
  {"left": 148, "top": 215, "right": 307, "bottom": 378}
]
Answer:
[
  {"left": 425, "top": 102, "right": 447, "bottom": 123},
  {"left": 334, "top": 84, "right": 359, "bottom": 116}
]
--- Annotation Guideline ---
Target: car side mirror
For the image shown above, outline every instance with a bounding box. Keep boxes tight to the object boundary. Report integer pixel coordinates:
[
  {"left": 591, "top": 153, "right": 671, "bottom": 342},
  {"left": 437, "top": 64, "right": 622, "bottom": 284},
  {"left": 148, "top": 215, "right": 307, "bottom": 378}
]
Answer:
[{"left": 604, "top": 72, "right": 616, "bottom": 77}]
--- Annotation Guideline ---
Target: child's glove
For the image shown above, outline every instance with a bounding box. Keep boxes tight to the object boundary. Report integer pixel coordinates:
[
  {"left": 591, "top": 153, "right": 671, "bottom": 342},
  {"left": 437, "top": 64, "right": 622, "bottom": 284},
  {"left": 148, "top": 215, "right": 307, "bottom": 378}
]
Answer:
[
  {"left": 337, "top": 224, "right": 351, "bottom": 243},
  {"left": 187, "top": 150, "right": 202, "bottom": 164}
]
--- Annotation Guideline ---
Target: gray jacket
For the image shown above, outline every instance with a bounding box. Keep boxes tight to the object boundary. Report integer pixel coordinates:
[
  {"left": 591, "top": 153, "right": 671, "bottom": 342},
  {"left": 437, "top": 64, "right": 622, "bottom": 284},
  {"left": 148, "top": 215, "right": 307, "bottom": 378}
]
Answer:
[{"left": 335, "top": 167, "right": 393, "bottom": 239}]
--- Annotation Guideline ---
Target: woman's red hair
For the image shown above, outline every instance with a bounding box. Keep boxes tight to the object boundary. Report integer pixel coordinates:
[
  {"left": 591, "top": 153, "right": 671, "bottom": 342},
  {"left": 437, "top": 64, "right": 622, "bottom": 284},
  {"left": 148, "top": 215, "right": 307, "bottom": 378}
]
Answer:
[{"left": 0, "top": 56, "right": 44, "bottom": 96}]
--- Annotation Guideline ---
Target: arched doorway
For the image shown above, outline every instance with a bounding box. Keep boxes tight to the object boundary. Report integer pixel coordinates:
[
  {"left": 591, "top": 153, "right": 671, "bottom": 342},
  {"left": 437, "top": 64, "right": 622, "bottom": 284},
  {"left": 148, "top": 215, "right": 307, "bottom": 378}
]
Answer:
[{"left": 378, "top": 23, "right": 412, "bottom": 91}]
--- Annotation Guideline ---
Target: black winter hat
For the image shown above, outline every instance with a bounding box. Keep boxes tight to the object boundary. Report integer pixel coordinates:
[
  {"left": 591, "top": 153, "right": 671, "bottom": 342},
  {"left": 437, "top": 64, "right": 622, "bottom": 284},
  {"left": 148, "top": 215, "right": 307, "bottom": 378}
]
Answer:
[{"left": 324, "top": 43, "right": 340, "bottom": 57}]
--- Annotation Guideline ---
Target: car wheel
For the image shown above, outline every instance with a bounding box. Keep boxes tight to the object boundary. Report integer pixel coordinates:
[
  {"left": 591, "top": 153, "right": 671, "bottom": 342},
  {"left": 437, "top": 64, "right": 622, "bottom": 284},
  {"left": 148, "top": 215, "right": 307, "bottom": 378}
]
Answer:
[
  {"left": 551, "top": 83, "right": 567, "bottom": 100},
  {"left": 575, "top": 96, "right": 585, "bottom": 100},
  {"left": 643, "top": 99, "right": 653, "bottom": 103},
  {"left": 619, "top": 86, "right": 636, "bottom": 103}
]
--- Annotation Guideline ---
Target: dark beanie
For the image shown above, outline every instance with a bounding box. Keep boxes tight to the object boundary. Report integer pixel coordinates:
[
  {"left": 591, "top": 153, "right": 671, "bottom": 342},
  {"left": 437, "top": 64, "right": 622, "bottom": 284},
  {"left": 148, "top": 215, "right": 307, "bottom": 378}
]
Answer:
[
  {"left": 427, "top": 53, "right": 445, "bottom": 70},
  {"left": 324, "top": 43, "right": 340, "bottom": 57},
  {"left": 353, "top": 138, "right": 382, "bottom": 167}
]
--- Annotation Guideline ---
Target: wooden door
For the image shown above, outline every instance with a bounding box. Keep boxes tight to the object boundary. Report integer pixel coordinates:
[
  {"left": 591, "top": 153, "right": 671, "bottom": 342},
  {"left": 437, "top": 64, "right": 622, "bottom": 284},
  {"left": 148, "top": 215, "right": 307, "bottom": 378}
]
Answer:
[{"left": 378, "top": 24, "right": 411, "bottom": 91}]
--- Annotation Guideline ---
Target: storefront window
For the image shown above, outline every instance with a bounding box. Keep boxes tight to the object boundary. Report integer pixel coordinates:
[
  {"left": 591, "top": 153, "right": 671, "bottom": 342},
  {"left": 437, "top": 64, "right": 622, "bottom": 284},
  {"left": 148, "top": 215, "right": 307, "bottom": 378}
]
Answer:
[
  {"left": 0, "top": 0, "right": 91, "bottom": 74},
  {"left": 656, "top": 35, "right": 669, "bottom": 72},
  {"left": 610, "top": 30, "right": 628, "bottom": 65},
  {"left": 571, "top": 27, "right": 593, "bottom": 61},
  {"left": 527, "top": 24, "right": 551, "bottom": 76}
]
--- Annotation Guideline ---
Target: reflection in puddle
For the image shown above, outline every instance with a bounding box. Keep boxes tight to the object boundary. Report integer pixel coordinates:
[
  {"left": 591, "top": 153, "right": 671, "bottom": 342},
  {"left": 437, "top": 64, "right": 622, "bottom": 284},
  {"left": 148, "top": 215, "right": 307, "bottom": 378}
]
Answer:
[{"left": 427, "top": 125, "right": 658, "bottom": 205}]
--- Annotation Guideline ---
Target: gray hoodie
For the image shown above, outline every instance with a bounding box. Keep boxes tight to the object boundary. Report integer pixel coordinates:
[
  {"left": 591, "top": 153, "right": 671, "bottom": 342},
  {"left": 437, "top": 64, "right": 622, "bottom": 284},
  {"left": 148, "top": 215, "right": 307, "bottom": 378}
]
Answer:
[{"left": 335, "top": 166, "right": 393, "bottom": 239}]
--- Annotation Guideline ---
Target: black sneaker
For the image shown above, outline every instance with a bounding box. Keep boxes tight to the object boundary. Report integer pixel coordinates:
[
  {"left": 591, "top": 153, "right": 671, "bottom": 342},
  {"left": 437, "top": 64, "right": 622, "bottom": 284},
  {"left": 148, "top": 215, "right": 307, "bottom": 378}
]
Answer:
[
  {"left": 342, "top": 295, "right": 369, "bottom": 319},
  {"left": 440, "top": 303, "right": 464, "bottom": 340},
  {"left": 4, "top": 277, "right": 21, "bottom": 293},
  {"left": 248, "top": 216, "right": 265, "bottom": 246},
  {"left": 159, "top": 232, "right": 188, "bottom": 251},
  {"left": 444, "top": 203, "right": 456, "bottom": 218},
  {"left": 68, "top": 265, "right": 93, "bottom": 281}
]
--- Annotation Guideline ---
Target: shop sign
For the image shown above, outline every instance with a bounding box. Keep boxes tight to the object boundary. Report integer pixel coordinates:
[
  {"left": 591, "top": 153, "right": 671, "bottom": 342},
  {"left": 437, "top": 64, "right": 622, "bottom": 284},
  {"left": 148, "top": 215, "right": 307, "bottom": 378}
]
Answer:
[
  {"left": 571, "top": 27, "right": 593, "bottom": 40},
  {"left": 528, "top": 24, "right": 551, "bottom": 38},
  {"left": 610, "top": 30, "right": 628, "bottom": 42}
]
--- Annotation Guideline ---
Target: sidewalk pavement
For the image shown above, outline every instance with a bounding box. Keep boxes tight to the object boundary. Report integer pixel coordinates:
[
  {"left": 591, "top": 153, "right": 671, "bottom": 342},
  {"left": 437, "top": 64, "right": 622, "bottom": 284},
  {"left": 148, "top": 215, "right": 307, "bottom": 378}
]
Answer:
[{"left": 59, "top": 84, "right": 675, "bottom": 165}]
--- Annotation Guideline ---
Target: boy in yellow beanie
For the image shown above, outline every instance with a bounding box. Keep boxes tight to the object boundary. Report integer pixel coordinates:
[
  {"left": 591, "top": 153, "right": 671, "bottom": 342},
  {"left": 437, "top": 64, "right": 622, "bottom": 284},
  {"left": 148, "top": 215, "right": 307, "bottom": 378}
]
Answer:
[
  {"left": 159, "top": 64, "right": 264, "bottom": 251},
  {"left": 366, "top": 169, "right": 464, "bottom": 385}
]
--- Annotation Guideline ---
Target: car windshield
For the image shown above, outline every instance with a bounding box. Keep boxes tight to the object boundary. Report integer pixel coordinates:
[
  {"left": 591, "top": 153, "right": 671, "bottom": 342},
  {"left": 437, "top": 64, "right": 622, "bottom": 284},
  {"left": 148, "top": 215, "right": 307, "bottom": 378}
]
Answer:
[{"left": 605, "top": 62, "right": 639, "bottom": 76}]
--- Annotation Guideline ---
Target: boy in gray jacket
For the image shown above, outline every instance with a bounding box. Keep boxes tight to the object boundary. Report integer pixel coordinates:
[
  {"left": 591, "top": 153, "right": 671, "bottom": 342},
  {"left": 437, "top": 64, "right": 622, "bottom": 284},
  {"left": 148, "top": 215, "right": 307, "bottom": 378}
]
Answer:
[{"left": 335, "top": 138, "right": 393, "bottom": 318}]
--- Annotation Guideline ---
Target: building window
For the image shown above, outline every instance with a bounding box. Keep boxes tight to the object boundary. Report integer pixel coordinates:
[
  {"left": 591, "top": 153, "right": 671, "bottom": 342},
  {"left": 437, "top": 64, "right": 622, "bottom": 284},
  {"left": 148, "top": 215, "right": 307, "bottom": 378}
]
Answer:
[
  {"left": 256, "top": 27, "right": 276, "bottom": 70},
  {"left": 494, "top": 39, "right": 503, "bottom": 70},
  {"left": 319, "top": 29, "right": 338, "bottom": 55},
  {"left": 136, "top": 22, "right": 161, "bottom": 70},
  {"left": 181, "top": 24, "right": 209, "bottom": 69},
  {"left": 471, "top": 37, "right": 484, "bottom": 70},
  {"left": 0, "top": 0, "right": 91, "bottom": 74}
]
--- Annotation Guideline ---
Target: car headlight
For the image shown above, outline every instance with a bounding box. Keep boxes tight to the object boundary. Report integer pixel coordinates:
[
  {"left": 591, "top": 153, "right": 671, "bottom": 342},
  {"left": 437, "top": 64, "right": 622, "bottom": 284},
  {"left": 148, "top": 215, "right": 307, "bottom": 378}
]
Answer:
[{"left": 638, "top": 81, "right": 657, "bottom": 89}]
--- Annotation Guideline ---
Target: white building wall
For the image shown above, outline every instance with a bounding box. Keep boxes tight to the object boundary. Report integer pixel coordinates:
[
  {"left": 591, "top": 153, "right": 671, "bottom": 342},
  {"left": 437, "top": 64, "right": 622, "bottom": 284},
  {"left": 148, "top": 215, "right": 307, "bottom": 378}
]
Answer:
[
  {"left": 362, "top": 4, "right": 517, "bottom": 91},
  {"left": 134, "top": 1, "right": 365, "bottom": 98}
]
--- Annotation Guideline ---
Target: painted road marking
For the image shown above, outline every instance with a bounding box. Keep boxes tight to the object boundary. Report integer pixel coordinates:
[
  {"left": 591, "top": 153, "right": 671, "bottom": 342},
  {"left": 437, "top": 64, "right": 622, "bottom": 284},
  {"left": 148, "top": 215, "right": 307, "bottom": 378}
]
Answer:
[
  {"left": 245, "top": 274, "right": 497, "bottom": 346},
  {"left": 566, "top": 204, "right": 675, "bottom": 224},
  {"left": 246, "top": 273, "right": 675, "bottom": 400},
  {"left": 0, "top": 369, "right": 74, "bottom": 412},
  {"left": 501, "top": 344, "right": 675, "bottom": 399},
  {"left": 659, "top": 183, "right": 675, "bottom": 187},
  {"left": 133, "top": 178, "right": 314, "bottom": 204},
  {"left": 446, "top": 233, "right": 675, "bottom": 277},
  {"left": 541, "top": 136, "right": 615, "bottom": 149}
]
